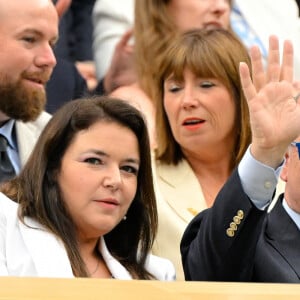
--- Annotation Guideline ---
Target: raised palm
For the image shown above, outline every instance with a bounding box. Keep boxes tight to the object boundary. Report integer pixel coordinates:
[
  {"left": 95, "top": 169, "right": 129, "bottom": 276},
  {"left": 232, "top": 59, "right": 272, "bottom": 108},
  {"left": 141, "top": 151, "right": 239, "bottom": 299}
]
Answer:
[{"left": 240, "top": 36, "right": 300, "bottom": 166}]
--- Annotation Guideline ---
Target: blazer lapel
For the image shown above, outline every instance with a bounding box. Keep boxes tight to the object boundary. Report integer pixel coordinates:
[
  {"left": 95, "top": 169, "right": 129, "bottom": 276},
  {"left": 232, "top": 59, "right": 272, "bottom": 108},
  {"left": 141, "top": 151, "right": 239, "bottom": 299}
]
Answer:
[
  {"left": 155, "top": 159, "right": 207, "bottom": 223},
  {"left": 266, "top": 196, "right": 300, "bottom": 279},
  {"left": 15, "top": 112, "right": 51, "bottom": 167},
  {"left": 100, "top": 237, "right": 132, "bottom": 279},
  {"left": 19, "top": 217, "right": 73, "bottom": 277},
  {"left": 15, "top": 121, "right": 36, "bottom": 167}
]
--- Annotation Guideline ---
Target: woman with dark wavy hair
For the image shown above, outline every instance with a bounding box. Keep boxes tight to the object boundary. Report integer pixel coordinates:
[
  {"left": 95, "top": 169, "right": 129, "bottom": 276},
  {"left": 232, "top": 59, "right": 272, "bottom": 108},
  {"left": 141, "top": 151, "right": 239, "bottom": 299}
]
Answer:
[{"left": 0, "top": 96, "right": 175, "bottom": 280}]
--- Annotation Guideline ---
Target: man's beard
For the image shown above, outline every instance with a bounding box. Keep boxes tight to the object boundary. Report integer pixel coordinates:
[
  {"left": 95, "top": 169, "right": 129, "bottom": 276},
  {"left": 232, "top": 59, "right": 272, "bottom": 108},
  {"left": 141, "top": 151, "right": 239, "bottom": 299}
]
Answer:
[{"left": 0, "top": 71, "right": 48, "bottom": 122}]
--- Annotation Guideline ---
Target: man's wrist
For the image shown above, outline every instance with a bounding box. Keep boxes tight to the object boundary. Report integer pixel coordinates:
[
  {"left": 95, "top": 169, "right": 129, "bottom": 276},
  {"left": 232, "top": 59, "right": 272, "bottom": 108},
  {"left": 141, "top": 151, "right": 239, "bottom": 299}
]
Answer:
[{"left": 250, "top": 144, "right": 286, "bottom": 170}]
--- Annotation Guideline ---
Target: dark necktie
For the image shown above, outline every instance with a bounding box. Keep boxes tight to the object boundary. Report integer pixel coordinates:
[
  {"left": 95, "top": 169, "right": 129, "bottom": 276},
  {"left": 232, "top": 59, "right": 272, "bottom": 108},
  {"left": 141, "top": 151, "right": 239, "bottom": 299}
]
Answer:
[{"left": 0, "top": 134, "right": 16, "bottom": 183}]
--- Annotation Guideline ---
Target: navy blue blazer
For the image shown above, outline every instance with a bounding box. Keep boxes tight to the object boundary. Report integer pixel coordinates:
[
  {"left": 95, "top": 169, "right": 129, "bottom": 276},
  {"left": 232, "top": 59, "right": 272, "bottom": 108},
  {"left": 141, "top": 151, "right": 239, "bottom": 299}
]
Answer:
[
  {"left": 54, "top": 0, "right": 95, "bottom": 62},
  {"left": 46, "top": 58, "right": 87, "bottom": 114},
  {"left": 181, "top": 170, "right": 300, "bottom": 283}
]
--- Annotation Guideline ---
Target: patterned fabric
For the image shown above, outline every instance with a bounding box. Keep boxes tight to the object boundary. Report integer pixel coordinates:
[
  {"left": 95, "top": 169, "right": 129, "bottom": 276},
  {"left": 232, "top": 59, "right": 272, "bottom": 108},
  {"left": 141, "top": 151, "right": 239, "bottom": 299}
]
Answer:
[
  {"left": 0, "top": 134, "right": 16, "bottom": 182},
  {"left": 0, "top": 119, "right": 20, "bottom": 174},
  {"left": 231, "top": 4, "right": 267, "bottom": 59}
]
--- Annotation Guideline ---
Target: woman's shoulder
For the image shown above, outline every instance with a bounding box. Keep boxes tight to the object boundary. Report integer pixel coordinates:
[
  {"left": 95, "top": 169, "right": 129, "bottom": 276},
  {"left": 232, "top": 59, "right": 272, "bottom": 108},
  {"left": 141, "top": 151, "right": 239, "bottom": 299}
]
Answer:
[
  {"left": 0, "top": 192, "right": 18, "bottom": 224},
  {"left": 0, "top": 192, "right": 18, "bottom": 210},
  {"left": 154, "top": 158, "right": 194, "bottom": 182},
  {"left": 145, "top": 254, "right": 176, "bottom": 281}
]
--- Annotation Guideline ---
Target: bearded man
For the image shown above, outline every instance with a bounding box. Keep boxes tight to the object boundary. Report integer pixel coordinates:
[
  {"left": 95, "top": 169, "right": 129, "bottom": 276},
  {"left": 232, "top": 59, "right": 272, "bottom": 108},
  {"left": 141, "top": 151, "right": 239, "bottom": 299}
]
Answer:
[{"left": 0, "top": 0, "right": 58, "bottom": 182}]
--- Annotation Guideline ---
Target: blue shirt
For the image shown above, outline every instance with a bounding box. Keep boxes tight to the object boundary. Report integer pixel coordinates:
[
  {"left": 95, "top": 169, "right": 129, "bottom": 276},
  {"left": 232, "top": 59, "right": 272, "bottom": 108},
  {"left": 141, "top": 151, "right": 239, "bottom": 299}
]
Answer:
[
  {"left": 238, "top": 147, "right": 300, "bottom": 230},
  {"left": 0, "top": 120, "right": 21, "bottom": 174},
  {"left": 231, "top": 4, "right": 267, "bottom": 60}
]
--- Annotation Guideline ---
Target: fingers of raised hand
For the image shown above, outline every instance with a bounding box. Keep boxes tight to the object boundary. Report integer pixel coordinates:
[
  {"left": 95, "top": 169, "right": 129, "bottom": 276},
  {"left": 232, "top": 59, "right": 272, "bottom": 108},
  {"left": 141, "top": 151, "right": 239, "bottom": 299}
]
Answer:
[
  {"left": 240, "top": 62, "right": 256, "bottom": 102},
  {"left": 266, "top": 36, "right": 294, "bottom": 83},
  {"left": 251, "top": 45, "right": 266, "bottom": 91},
  {"left": 280, "top": 40, "right": 294, "bottom": 83},
  {"left": 251, "top": 36, "right": 294, "bottom": 94},
  {"left": 293, "top": 81, "right": 300, "bottom": 101},
  {"left": 267, "top": 36, "right": 281, "bottom": 82}
]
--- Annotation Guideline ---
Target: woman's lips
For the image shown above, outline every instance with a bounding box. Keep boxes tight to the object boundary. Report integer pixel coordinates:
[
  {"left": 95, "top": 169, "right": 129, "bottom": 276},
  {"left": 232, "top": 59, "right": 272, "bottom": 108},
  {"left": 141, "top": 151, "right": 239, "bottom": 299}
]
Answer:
[{"left": 182, "top": 118, "right": 205, "bottom": 130}]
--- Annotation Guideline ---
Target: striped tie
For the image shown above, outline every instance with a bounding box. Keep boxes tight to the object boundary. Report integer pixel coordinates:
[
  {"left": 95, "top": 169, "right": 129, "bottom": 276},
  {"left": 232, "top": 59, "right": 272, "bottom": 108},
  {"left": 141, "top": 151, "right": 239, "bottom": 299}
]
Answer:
[{"left": 0, "top": 134, "right": 16, "bottom": 183}]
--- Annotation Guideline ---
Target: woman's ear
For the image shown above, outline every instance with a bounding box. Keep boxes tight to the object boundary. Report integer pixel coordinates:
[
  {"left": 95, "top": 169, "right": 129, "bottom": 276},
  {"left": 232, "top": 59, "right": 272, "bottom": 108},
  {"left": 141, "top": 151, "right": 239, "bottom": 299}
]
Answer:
[{"left": 280, "top": 152, "right": 290, "bottom": 182}]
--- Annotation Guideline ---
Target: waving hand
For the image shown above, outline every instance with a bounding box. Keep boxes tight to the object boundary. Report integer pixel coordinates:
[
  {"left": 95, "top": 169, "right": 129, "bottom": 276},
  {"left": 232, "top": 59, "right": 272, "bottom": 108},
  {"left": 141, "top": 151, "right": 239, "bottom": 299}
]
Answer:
[{"left": 240, "top": 36, "right": 300, "bottom": 168}]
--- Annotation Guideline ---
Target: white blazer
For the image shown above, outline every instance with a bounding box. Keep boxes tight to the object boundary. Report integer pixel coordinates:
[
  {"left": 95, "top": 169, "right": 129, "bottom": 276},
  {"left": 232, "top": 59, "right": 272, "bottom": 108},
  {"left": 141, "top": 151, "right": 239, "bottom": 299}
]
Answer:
[
  {"left": 0, "top": 193, "right": 175, "bottom": 280},
  {"left": 92, "top": 0, "right": 134, "bottom": 79}
]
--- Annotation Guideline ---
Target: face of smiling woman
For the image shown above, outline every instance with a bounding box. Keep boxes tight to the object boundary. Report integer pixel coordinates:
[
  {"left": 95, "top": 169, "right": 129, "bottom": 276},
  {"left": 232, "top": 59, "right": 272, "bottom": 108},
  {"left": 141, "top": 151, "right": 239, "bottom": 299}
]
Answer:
[{"left": 57, "top": 121, "right": 140, "bottom": 240}]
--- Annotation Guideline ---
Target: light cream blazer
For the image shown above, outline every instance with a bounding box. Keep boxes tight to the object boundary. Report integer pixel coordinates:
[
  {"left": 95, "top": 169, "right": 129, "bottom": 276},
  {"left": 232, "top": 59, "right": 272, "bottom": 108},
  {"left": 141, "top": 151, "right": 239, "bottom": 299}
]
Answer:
[{"left": 152, "top": 159, "right": 207, "bottom": 281}]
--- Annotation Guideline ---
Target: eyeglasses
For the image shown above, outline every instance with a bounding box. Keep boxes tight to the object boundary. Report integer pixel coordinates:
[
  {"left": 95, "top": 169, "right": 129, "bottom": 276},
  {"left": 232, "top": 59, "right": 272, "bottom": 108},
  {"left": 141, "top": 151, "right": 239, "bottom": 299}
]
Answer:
[{"left": 291, "top": 142, "right": 300, "bottom": 159}]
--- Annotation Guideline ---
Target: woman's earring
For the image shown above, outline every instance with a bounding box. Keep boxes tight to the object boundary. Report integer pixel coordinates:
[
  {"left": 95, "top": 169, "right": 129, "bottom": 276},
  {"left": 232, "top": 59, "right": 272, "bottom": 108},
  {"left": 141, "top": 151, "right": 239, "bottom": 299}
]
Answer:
[{"left": 123, "top": 215, "right": 127, "bottom": 221}]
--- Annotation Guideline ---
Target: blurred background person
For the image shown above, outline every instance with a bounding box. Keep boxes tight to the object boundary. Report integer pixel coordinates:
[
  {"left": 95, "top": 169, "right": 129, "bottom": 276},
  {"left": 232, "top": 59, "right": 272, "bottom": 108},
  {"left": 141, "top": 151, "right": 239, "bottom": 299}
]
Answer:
[
  {"left": 231, "top": 0, "right": 300, "bottom": 80},
  {"left": 54, "top": 0, "right": 97, "bottom": 91},
  {"left": 92, "top": 0, "right": 134, "bottom": 82}
]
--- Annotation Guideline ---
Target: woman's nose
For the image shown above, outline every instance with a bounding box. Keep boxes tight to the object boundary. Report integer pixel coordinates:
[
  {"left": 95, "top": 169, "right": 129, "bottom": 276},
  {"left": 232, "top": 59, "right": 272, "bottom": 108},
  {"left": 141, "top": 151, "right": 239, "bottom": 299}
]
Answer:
[
  {"left": 181, "top": 89, "right": 199, "bottom": 110},
  {"left": 103, "top": 167, "right": 122, "bottom": 191}
]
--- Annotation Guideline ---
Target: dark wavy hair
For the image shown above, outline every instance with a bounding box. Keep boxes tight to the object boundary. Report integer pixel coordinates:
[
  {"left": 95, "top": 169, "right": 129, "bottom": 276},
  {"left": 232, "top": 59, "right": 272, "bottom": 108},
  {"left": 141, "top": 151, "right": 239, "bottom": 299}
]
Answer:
[{"left": 1, "top": 96, "right": 157, "bottom": 279}]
